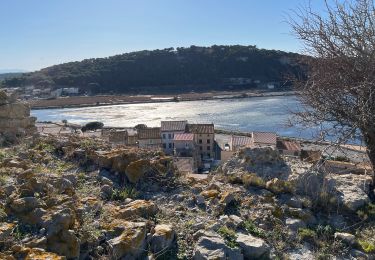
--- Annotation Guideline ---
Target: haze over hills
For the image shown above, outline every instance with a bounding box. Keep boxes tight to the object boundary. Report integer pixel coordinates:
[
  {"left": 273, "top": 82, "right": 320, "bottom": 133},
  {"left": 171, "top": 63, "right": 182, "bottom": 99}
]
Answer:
[{"left": 1, "top": 45, "right": 304, "bottom": 94}]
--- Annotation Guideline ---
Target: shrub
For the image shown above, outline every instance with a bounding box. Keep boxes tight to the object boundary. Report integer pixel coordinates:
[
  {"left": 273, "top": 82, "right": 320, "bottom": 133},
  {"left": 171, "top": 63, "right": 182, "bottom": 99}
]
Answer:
[
  {"left": 218, "top": 226, "right": 238, "bottom": 248},
  {"left": 358, "top": 240, "right": 375, "bottom": 253},
  {"left": 243, "top": 220, "right": 266, "bottom": 238},
  {"left": 111, "top": 187, "right": 139, "bottom": 201},
  {"left": 298, "top": 228, "right": 316, "bottom": 242},
  {"left": 242, "top": 173, "right": 266, "bottom": 188}
]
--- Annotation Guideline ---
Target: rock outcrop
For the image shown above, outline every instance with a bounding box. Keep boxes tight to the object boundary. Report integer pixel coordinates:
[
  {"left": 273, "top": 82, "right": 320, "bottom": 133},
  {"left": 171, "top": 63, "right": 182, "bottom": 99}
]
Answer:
[{"left": 0, "top": 90, "right": 36, "bottom": 145}]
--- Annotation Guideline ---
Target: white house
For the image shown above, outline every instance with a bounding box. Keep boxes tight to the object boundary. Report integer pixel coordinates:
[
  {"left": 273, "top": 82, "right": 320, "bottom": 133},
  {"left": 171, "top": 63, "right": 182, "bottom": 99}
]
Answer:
[{"left": 161, "top": 121, "right": 187, "bottom": 155}]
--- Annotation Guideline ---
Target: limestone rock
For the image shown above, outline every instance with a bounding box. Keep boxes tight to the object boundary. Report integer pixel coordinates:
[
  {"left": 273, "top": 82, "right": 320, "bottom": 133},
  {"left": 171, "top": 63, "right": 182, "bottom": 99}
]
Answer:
[
  {"left": 150, "top": 224, "right": 176, "bottom": 253},
  {"left": 236, "top": 233, "right": 270, "bottom": 259},
  {"left": 125, "top": 159, "right": 150, "bottom": 183},
  {"left": 334, "top": 232, "right": 356, "bottom": 245},
  {"left": 117, "top": 200, "right": 158, "bottom": 219},
  {"left": 47, "top": 230, "right": 80, "bottom": 259},
  {"left": 8, "top": 197, "right": 44, "bottom": 214},
  {"left": 286, "top": 218, "right": 306, "bottom": 232},
  {"left": 200, "top": 189, "right": 220, "bottom": 199},
  {"left": 12, "top": 247, "right": 65, "bottom": 260},
  {"left": 100, "top": 184, "right": 113, "bottom": 200},
  {"left": 0, "top": 222, "right": 15, "bottom": 240},
  {"left": 108, "top": 221, "right": 147, "bottom": 260},
  {"left": 193, "top": 232, "right": 243, "bottom": 260}
]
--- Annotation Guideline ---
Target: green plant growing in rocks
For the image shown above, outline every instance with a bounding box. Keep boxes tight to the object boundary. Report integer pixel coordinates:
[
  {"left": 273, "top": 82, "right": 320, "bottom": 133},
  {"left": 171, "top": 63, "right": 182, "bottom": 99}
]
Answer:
[
  {"left": 357, "top": 225, "right": 375, "bottom": 254},
  {"left": 0, "top": 206, "right": 7, "bottom": 221},
  {"left": 357, "top": 203, "right": 375, "bottom": 220},
  {"left": 358, "top": 240, "right": 375, "bottom": 253},
  {"left": 79, "top": 210, "right": 102, "bottom": 243},
  {"left": 218, "top": 226, "right": 238, "bottom": 248},
  {"left": 242, "top": 173, "right": 266, "bottom": 188},
  {"left": 243, "top": 220, "right": 266, "bottom": 238},
  {"left": 298, "top": 228, "right": 316, "bottom": 242},
  {"left": 111, "top": 186, "right": 139, "bottom": 201}
]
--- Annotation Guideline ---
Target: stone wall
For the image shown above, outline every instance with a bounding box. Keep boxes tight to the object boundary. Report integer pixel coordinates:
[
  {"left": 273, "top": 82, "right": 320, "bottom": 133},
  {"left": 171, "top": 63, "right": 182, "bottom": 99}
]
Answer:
[{"left": 0, "top": 90, "right": 36, "bottom": 145}]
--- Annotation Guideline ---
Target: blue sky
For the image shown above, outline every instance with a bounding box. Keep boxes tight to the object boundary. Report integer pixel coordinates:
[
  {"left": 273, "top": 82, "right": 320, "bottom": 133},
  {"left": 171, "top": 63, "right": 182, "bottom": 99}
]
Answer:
[{"left": 0, "top": 0, "right": 326, "bottom": 71}]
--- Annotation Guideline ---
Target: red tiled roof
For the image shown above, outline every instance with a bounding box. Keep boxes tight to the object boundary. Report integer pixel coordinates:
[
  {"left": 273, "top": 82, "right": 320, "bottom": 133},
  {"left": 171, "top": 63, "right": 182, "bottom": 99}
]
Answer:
[
  {"left": 186, "top": 123, "right": 214, "bottom": 134},
  {"left": 232, "top": 135, "right": 252, "bottom": 147},
  {"left": 138, "top": 127, "right": 161, "bottom": 139},
  {"left": 174, "top": 133, "right": 194, "bottom": 141},
  {"left": 161, "top": 121, "right": 187, "bottom": 131},
  {"left": 277, "top": 140, "right": 301, "bottom": 151},
  {"left": 252, "top": 132, "right": 277, "bottom": 145}
]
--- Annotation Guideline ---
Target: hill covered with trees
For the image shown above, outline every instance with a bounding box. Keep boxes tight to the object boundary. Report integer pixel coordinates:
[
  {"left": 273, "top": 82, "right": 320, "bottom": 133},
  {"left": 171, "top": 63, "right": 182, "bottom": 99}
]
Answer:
[{"left": 1, "top": 45, "right": 303, "bottom": 94}]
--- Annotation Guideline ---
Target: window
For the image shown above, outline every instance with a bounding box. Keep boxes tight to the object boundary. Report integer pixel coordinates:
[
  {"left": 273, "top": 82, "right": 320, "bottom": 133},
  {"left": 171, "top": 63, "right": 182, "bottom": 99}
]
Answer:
[
  {"left": 185, "top": 143, "right": 188, "bottom": 148},
  {"left": 163, "top": 143, "right": 166, "bottom": 149},
  {"left": 207, "top": 146, "right": 210, "bottom": 150},
  {"left": 162, "top": 134, "right": 166, "bottom": 139},
  {"left": 168, "top": 134, "right": 172, "bottom": 139},
  {"left": 200, "top": 146, "right": 202, "bottom": 151},
  {"left": 207, "top": 139, "right": 210, "bottom": 144},
  {"left": 169, "top": 143, "right": 172, "bottom": 149},
  {"left": 149, "top": 140, "right": 153, "bottom": 144},
  {"left": 207, "top": 153, "right": 211, "bottom": 157},
  {"left": 199, "top": 139, "right": 202, "bottom": 144}
]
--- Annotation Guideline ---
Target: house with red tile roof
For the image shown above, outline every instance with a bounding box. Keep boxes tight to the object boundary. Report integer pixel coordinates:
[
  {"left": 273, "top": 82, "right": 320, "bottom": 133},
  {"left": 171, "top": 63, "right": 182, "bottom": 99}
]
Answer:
[
  {"left": 138, "top": 127, "right": 162, "bottom": 150},
  {"left": 251, "top": 131, "right": 277, "bottom": 148},
  {"left": 186, "top": 123, "right": 215, "bottom": 163}
]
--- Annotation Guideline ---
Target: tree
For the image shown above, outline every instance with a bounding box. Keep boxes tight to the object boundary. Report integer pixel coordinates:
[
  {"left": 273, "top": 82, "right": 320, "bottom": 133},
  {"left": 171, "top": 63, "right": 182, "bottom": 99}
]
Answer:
[
  {"left": 290, "top": 0, "right": 375, "bottom": 184},
  {"left": 81, "top": 121, "right": 104, "bottom": 132}
]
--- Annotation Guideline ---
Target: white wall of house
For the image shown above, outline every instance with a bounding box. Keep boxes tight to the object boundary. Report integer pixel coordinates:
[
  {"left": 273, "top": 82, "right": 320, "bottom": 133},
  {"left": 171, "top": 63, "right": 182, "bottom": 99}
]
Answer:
[{"left": 161, "top": 131, "right": 184, "bottom": 154}]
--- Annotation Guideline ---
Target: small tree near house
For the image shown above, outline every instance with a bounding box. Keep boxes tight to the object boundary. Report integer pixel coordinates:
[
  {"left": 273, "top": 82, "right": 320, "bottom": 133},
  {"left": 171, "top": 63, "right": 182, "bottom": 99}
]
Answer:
[{"left": 290, "top": 0, "right": 375, "bottom": 187}]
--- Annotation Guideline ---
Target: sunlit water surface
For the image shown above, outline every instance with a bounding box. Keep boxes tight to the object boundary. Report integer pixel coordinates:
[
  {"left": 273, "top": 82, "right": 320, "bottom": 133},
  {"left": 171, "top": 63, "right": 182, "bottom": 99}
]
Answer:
[{"left": 32, "top": 96, "right": 316, "bottom": 139}]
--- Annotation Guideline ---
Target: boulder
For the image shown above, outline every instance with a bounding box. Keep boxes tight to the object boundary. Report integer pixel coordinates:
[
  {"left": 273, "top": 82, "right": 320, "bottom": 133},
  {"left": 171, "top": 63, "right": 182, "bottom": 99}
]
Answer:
[
  {"left": 219, "top": 191, "right": 235, "bottom": 206},
  {"left": 45, "top": 208, "right": 75, "bottom": 237},
  {"left": 100, "top": 184, "right": 113, "bottom": 200},
  {"left": 8, "top": 197, "right": 44, "bottom": 214},
  {"left": 12, "top": 247, "right": 65, "bottom": 260},
  {"left": 125, "top": 159, "right": 150, "bottom": 183},
  {"left": 108, "top": 221, "right": 147, "bottom": 260},
  {"left": 334, "top": 232, "right": 356, "bottom": 245},
  {"left": 193, "top": 232, "right": 243, "bottom": 260},
  {"left": 236, "top": 233, "right": 270, "bottom": 259},
  {"left": 117, "top": 200, "right": 158, "bottom": 219},
  {"left": 150, "top": 224, "right": 176, "bottom": 253},
  {"left": 328, "top": 174, "right": 371, "bottom": 211},
  {"left": 200, "top": 190, "right": 220, "bottom": 199},
  {"left": 286, "top": 218, "right": 306, "bottom": 232},
  {"left": 47, "top": 230, "right": 80, "bottom": 259},
  {"left": 0, "top": 222, "right": 15, "bottom": 240}
]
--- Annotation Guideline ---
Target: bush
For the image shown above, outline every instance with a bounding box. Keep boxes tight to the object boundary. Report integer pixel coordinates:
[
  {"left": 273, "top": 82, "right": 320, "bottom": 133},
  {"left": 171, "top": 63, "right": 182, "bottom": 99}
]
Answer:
[
  {"left": 111, "top": 187, "right": 139, "bottom": 201},
  {"left": 243, "top": 220, "right": 266, "bottom": 238},
  {"left": 242, "top": 173, "right": 266, "bottom": 188},
  {"left": 298, "top": 228, "right": 316, "bottom": 242},
  {"left": 82, "top": 121, "right": 104, "bottom": 132},
  {"left": 218, "top": 226, "right": 238, "bottom": 248}
]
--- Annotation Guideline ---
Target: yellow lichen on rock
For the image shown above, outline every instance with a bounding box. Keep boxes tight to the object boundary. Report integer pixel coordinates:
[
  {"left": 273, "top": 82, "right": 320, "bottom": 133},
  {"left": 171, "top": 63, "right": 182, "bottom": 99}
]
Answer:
[
  {"left": 125, "top": 159, "right": 150, "bottom": 183},
  {"left": 117, "top": 200, "right": 158, "bottom": 219},
  {"left": 200, "top": 189, "right": 220, "bottom": 199}
]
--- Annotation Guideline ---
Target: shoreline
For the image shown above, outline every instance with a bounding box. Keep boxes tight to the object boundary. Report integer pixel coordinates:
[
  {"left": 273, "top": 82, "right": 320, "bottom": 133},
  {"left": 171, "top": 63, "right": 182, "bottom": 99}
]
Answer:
[{"left": 30, "top": 90, "right": 297, "bottom": 110}]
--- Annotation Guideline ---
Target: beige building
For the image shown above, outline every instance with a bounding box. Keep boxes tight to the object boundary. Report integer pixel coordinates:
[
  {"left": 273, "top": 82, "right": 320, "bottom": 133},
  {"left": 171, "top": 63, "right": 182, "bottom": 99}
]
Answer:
[
  {"left": 138, "top": 127, "right": 162, "bottom": 150},
  {"left": 186, "top": 123, "right": 215, "bottom": 162},
  {"left": 174, "top": 133, "right": 196, "bottom": 157},
  {"left": 251, "top": 131, "right": 277, "bottom": 148}
]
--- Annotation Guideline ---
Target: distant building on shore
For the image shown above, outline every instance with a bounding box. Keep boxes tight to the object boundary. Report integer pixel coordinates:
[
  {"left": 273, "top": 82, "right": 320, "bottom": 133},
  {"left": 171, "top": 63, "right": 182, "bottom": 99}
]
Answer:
[{"left": 138, "top": 127, "right": 162, "bottom": 150}]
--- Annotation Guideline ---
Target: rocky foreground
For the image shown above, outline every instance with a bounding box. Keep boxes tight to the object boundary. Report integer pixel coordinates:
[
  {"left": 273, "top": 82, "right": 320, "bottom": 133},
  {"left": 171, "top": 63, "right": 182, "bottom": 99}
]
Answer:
[{"left": 0, "top": 135, "right": 374, "bottom": 259}]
